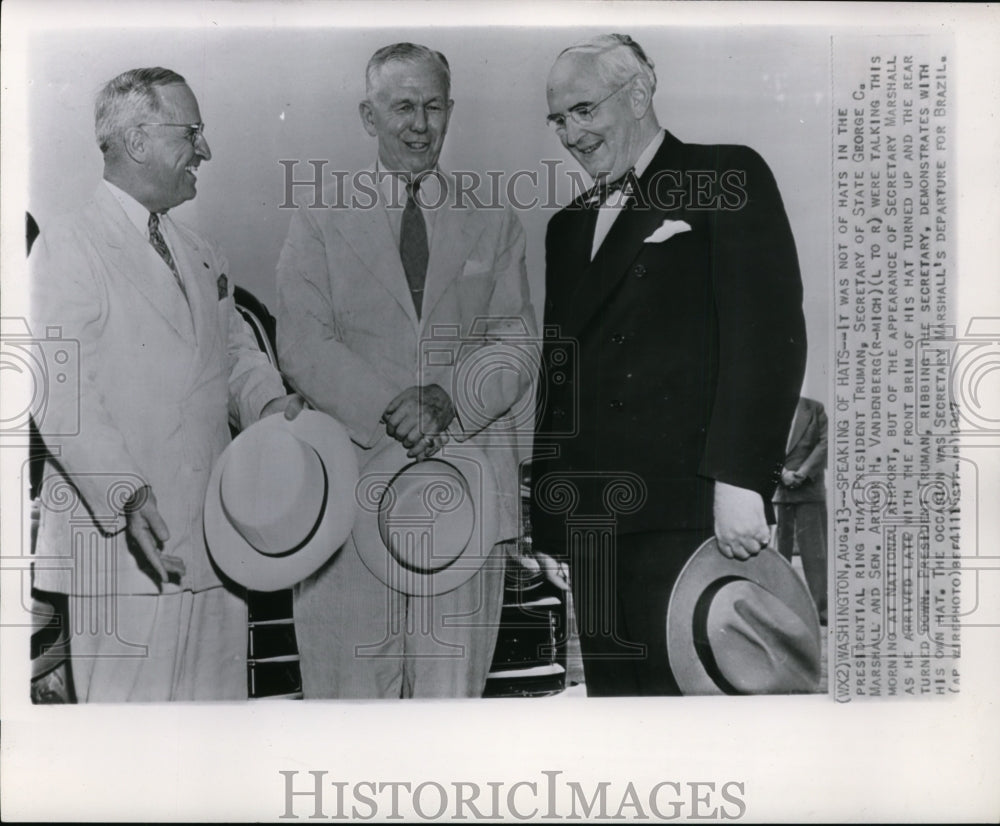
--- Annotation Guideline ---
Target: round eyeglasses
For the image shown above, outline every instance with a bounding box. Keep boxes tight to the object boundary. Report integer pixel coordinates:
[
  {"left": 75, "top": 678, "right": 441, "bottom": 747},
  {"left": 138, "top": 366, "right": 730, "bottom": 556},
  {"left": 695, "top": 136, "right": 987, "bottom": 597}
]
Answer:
[
  {"left": 138, "top": 122, "right": 206, "bottom": 146},
  {"left": 546, "top": 76, "right": 637, "bottom": 132}
]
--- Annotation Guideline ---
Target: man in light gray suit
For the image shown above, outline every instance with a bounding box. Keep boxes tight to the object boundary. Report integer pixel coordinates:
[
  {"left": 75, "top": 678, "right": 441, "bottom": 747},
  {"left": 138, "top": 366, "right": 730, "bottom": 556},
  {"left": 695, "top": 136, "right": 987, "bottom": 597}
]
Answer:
[{"left": 277, "top": 43, "right": 537, "bottom": 698}]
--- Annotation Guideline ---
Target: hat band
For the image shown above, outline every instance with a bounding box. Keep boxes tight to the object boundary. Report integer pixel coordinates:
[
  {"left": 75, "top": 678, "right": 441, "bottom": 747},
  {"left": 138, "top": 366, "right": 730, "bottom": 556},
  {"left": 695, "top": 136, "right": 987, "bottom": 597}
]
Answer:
[{"left": 691, "top": 575, "right": 743, "bottom": 695}]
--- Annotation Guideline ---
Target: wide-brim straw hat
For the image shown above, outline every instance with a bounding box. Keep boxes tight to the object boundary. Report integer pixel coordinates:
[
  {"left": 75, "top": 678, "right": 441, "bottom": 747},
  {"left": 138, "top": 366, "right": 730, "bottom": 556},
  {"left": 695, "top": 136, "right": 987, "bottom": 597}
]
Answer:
[
  {"left": 204, "top": 410, "right": 358, "bottom": 591},
  {"left": 666, "top": 539, "right": 822, "bottom": 695},
  {"left": 353, "top": 438, "right": 499, "bottom": 596}
]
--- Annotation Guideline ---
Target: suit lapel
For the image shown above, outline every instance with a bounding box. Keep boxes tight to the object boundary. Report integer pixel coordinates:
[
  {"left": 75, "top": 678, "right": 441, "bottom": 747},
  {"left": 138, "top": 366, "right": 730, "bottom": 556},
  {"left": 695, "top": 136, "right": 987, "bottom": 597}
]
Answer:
[
  {"left": 422, "top": 176, "right": 483, "bottom": 323},
  {"left": 545, "top": 201, "right": 595, "bottom": 332},
  {"left": 170, "top": 227, "right": 212, "bottom": 347},
  {"left": 91, "top": 185, "right": 194, "bottom": 342},
  {"left": 560, "top": 133, "right": 686, "bottom": 338},
  {"left": 787, "top": 402, "right": 808, "bottom": 453},
  {"left": 335, "top": 196, "right": 419, "bottom": 329}
]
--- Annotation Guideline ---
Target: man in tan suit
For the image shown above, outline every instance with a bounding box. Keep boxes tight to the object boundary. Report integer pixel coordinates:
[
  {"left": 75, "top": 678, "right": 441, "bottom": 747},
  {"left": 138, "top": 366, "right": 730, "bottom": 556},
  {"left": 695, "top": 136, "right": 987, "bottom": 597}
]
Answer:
[
  {"left": 277, "top": 43, "right": 537, "bottom": 698},
  {"left": 31, "top": 67, "right": 301, "bottom": 701}
]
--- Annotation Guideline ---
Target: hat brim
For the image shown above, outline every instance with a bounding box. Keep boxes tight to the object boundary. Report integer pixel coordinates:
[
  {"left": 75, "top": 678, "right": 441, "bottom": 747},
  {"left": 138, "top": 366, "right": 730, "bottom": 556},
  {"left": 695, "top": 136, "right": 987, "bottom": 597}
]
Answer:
[
  {"left": 666, "top": 539, "right": 820, "bottom": 695},
  {"left": 353, "top": 438, "right": 499, "bottom": 596},
  {"left": 205, "top": 410, "right": 358, "bottom": 592}
]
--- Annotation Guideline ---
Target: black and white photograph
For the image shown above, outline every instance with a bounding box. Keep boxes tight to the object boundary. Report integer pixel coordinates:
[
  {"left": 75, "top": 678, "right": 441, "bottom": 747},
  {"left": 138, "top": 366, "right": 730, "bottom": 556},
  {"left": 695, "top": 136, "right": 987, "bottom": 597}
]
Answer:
[{"left": 1, "top": 1, "right": 997, "bottom": 822}]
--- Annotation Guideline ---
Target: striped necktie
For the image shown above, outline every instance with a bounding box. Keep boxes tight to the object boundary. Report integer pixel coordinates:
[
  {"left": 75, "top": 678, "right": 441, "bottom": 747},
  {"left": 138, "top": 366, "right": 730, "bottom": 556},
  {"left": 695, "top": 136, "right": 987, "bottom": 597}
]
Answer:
[{"left": 148, "top": 212, "right": 189, "bottom": 301}]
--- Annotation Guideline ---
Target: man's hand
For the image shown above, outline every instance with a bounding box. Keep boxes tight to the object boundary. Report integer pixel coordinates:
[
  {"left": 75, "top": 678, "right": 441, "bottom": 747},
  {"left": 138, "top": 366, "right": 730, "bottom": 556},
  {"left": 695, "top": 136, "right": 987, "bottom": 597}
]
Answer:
[
  {"left": 513, "top": 549, "right": 570, "bottom": 591},
  {"left": 382, "top": 384, "right": 456, "bottom": 460},
  {"left": 714, "top": 481, "right": 770, "bottom": 560},
  {"left": 124, "top": 486, "right": 185, "bottom": 587},
  {"left": 261, "top": 393, "right": 307, "bottom": 420},
  {"left": 781, "top": 468, "right": 799, "bottom": 488}
]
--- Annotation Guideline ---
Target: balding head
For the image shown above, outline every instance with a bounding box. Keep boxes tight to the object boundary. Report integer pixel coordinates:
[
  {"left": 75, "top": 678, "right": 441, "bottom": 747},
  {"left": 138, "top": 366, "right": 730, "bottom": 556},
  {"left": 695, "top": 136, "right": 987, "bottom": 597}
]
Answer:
[
  {"left": 552, "top": 33, "right": 657, "bottom": 94},
  {"left": 546, "top": 33, "right": 660, "bottom": 182}
]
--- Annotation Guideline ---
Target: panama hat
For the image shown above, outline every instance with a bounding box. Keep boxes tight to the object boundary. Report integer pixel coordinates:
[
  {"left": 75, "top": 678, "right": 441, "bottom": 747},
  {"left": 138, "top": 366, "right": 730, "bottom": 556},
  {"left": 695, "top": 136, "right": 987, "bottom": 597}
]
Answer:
[
  {"left": 666, "top": 539, "right": 821, "bottom": 695},
  {"left": 204, "top": 410, "right": 358, "bottom": 591},
  {"left": 353, "top": 437, "right": 499, "bottom": 596}
]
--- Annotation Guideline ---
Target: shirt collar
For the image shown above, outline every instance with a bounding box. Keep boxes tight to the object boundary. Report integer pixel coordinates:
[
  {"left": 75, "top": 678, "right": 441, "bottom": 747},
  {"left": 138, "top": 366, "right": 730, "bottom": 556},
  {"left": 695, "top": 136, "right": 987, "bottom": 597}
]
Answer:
[
  {"left": 374, "top": 162, "right": 447, "bottom": 209},
  {"left": 587, "top": 130, "right": 666, "bottom": 205},
  {"left": 632, "top": 129, "right": 666, "bottom": 179},
  {"left": 104, "top": 179, "right": 157, "bottom": 237}
]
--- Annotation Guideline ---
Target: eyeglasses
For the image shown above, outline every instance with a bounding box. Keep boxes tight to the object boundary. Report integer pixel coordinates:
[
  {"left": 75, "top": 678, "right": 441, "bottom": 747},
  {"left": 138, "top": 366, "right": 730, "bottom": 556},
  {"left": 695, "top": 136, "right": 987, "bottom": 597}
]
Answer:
[
  {"left": 546, "top": 76, "right": 637, "bottom": 132},
  {"left": 138, "top": 122, "right": 206, "bottom": 146}
]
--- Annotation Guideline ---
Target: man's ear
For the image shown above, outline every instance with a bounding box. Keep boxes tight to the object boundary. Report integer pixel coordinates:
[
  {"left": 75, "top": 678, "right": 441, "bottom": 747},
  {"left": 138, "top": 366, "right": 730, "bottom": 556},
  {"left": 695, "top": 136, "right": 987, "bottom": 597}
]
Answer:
[
  {"left": 359, "top": 100, "right": 378, "bottom": 137},
  {"left": 122, "top": 126, "right": 148, "bottom": 163},
  {"left": 628, "top": 75, "right": 655, "bottom": 119}
]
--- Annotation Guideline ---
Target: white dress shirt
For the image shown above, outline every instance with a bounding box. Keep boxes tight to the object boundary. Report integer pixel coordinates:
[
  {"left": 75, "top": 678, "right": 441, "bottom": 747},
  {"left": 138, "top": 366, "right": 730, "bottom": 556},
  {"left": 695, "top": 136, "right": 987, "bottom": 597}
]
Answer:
[{"left": 591, "top": 129, "right": 666, "bottom": 260}]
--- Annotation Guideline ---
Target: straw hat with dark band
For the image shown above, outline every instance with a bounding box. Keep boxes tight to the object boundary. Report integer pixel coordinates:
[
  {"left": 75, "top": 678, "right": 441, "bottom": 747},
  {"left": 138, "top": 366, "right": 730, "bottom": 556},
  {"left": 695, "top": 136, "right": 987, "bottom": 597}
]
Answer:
[{"left": 353, "top": 438, "right": 499, "bottom": 596}]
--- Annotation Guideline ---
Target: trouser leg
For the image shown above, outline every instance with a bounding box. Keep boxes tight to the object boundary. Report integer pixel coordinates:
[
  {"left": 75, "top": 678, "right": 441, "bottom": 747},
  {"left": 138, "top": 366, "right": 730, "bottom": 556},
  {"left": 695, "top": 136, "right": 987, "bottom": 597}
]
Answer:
[
  {"left": 775, "top": 504, "right": 795, "bottom": 562},
  {"left": 795, "top": 503, "right": 828, "bottom": 622},
  {"left": 403, "top": 542, "right": 507, "bottom": 698},
  {"left": 569, "top": 529, "right": 711, "bottom": 696},
  {"left": 68, "top": 586, "right": 246, "bottom": 702},
  {"left": 294, "top": 535, "right": 406, "bottom": 699}
]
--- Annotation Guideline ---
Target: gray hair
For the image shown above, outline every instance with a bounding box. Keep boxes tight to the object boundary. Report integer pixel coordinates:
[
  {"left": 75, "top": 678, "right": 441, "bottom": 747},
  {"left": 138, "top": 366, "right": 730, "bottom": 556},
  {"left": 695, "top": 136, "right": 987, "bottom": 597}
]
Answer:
[
  {"left": 557, "top": 33, "right": 657, "bottom": 93},
  {"left": 365, "top": 42, "right": 451, "bottom": 98},
  {"left": 94, "top": 67, "right": 187, "bottom": 155}
]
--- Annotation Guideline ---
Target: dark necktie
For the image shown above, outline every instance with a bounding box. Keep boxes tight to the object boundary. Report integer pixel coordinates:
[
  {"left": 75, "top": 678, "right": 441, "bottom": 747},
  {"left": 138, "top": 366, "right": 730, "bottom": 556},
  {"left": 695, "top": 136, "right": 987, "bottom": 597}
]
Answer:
[
  {"left": 399, "top": 180, "right": 429, "bottom": 319},
  {"left": 148, "top": 212, "right": 188, "bottom": 301}
]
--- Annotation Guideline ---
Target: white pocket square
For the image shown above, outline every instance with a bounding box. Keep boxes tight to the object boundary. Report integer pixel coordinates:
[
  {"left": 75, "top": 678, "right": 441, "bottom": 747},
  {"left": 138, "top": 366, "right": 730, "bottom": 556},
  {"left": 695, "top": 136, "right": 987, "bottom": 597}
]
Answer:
[
  {"left": 462, "top": 259, "right": 491, "bottom": 277},
  {"left": 643, "top": 219, "right": 692, "bottom": 244}
]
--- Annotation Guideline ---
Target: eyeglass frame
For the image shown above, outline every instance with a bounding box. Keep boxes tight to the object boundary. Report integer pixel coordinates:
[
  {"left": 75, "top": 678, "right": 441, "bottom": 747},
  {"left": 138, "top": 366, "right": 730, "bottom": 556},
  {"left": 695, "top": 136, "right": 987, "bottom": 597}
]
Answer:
[
  {"left": 137, "top": 121, "right": 206, "bottom": 146},
  {"left": 545, "top": 75, "right": 639, "bottom": 132}
]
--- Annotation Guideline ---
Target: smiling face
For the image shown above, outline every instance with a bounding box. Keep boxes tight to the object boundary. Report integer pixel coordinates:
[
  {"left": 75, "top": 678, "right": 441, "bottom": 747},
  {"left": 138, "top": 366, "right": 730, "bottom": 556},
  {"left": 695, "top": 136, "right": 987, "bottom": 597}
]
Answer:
[
  {"left": 546, "top": 53, "right": 648, "bottom": 182},
  {"left": 359, "top": 57, "right": 453, "bottom": 176},
  {"left": 140, "top": 83, "right": 212, "bottom": 212}
]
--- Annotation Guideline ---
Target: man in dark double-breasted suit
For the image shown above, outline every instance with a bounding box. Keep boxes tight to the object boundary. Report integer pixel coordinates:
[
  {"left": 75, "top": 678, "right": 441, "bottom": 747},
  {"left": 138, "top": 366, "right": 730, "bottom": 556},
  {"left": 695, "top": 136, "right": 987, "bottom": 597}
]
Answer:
[{"left": 530, "top": 34, "right": 807, "bottom": 695}]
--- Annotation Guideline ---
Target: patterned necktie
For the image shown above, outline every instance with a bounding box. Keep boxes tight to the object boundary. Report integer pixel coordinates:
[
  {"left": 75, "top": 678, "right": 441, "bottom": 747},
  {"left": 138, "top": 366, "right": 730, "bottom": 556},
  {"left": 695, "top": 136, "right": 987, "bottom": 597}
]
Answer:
[
  {"left": 399, "top": 180, "right": 429, "bottom": 319},
  {"left": 148, "top": 212, "right": 188, "bottom": 301}
]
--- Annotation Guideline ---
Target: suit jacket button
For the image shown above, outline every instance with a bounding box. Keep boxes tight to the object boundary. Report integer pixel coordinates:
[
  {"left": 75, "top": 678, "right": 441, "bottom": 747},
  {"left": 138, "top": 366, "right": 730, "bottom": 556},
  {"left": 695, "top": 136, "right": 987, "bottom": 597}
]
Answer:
[
  {"left": 609, "top": 399, "right": 623, "bottom": 409},
  {"left": 632, "top": 264, "right": 647, "bottom": 278},
  {"left": 611, "top": 333, "right": 625, "bottom": 344}
]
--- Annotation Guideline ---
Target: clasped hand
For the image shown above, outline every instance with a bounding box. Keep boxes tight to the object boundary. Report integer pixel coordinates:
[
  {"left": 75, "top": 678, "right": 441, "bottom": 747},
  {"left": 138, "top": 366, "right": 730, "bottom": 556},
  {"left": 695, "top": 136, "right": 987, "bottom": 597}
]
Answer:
[
  {"left": 780, "top": 468, "right": 806, "bottom": 489},
  {"left": 382, "top": 384, "right": 456, "bottom": 460}
]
